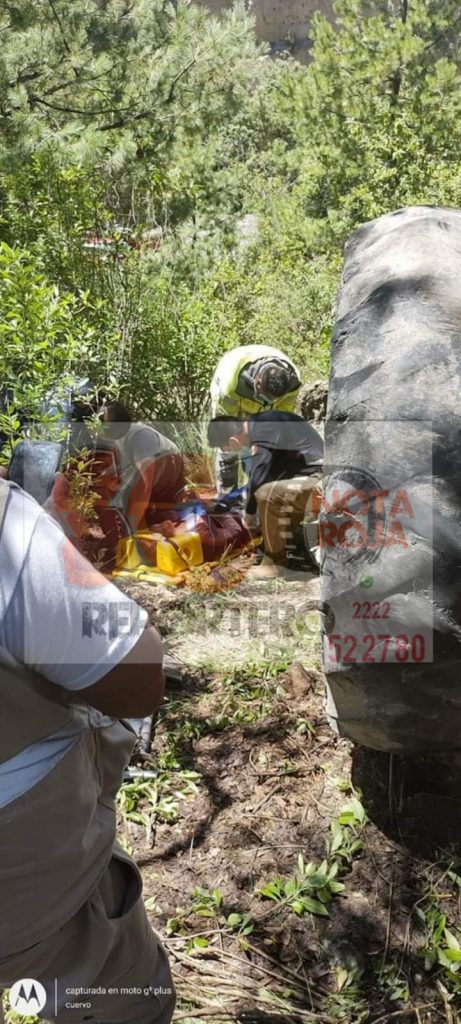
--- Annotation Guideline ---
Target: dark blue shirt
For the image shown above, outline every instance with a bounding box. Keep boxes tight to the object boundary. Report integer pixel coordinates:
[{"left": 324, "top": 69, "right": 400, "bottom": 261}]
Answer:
[{"left": 246, "top": 412, "right": 323, "bottom": 514}]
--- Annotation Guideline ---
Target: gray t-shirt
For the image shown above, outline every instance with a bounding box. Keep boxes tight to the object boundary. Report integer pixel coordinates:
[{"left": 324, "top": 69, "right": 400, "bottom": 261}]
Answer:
[{"left": 109, "top": 423, "right": 179, "bottom": 513}]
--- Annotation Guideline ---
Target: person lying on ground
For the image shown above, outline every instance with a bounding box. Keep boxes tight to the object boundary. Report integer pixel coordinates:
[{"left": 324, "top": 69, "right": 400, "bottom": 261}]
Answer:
[
  {"left": 46, "top": 400, "right": 186, "bottom": 567},
  {"left": 0, "top": 474, "right": 175, "bottom": 1024},
  {"left": 207, "top": 411, "right": 323, "bottom": 580},
  {"left": 210, "top": 344, "right": 302, "bottom": 492},
  {"left": 44, "top": 402, "right": 251, "bottom": 573}
]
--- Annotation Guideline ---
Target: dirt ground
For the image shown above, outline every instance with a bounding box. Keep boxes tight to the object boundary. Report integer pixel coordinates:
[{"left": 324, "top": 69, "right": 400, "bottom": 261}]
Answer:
[{"left": 116, "top": 572, "right": 461, "bottom": 1024}]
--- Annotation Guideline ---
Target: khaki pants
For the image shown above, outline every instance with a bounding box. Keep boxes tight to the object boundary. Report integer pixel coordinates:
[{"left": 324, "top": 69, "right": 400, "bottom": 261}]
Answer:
[
  {"left": 0, "top": 847, "right": 175, "bottom": 1024},
  {"left": 255, "top": 474, "right": 322, "bottom": 559}
]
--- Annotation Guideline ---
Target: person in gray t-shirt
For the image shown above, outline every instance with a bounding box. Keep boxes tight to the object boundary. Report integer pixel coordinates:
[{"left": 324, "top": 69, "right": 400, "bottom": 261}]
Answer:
[
  {"left": 0, "top": 478, "right": 175, "bottom": 1024},
  {"left": 99, "top": 400, "right": 186, "bottom": 535}
]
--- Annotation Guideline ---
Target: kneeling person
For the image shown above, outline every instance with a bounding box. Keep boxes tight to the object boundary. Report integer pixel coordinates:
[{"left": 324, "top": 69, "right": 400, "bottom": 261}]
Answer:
[
  {"left": 208, "top": 411, "right": 323, "bottom": 579},
  {"left": 210, "top": 345, "right": 302, "bottom": 492}
]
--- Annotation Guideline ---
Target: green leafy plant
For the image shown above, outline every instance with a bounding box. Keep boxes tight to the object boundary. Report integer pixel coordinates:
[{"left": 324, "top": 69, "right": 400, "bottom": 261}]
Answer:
[
  {"left": 327, "top": 797, "right": 368, "bottom": 864},
  {"left": 259, "top": 856, "right": 345, "bottom": 917},
  {"left": 374, "top": 958, "right": 410, "bottom": 1004},
  {"left": 190, "top": 886, "right": 224, "bottom": 917},
  {"left": 66, "top": 452, "right": 101, "bottom": 526},
  {"left": 225, "top": 911, "right": 254, "bottom": 938},
  {"left": 0, "top": 243, "right": 92, "bottom": 457},
  {"left": 325, "top": 965, "right": 368, "bottom": 1023},
  {"left": 257, "top": 797, "right": 367, "bottom": 918},
  {"left": 117, "top": 769, "right": 200, "bottom": 829},
  {"left": 166, "top": 887, "right": 255, "bottom": 952},
  {"left": 295, "top": 717, "right": 317, "bottom": 738},
  {"left": 417, "top": 900, "right": 461, "bottom": 993}
]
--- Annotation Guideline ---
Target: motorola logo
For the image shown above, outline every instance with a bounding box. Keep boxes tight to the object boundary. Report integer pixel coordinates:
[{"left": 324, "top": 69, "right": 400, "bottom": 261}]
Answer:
[{"left": 9, "top": 978, "right": 47, "bottom": 1016}]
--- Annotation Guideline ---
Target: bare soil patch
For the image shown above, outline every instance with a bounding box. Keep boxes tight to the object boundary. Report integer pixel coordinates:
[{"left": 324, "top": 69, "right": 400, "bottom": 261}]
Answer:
[{"left": 115, "top": 574, "right": 461, "bottom": 1024}]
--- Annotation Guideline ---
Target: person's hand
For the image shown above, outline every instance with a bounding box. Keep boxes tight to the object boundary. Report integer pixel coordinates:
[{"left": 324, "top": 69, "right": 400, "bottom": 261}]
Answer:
[
  {"left": 161, "top": 520, "right": 178, "bottom": 538},
  {"left": 243, "top": 512, "right": 258, "bottom": 533},
  {"left": 44, "top": 471, "right": 70, "bottom": 509}
]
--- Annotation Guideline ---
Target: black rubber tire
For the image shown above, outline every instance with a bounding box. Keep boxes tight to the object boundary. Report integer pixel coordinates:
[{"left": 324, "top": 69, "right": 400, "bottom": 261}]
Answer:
[{"left": 321, "top": 206, "right": 461, "bottom": 752}]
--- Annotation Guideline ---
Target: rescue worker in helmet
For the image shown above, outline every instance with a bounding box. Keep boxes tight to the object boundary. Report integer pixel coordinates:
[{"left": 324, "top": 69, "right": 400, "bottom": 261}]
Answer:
[{"left": 210, "top": 345, "right": 302, "bottom": 492}]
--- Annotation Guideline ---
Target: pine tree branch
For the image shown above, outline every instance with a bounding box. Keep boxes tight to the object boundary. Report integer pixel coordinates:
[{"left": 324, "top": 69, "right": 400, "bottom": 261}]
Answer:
[
  {"left": 423, "top": 8, "right": 461, "bottom": 53},
  {"left": 35, "top": 59, "right": 127, "bottom": 103},
  {"left": 165, "top": 55, "right": 200, "bottom": 104},
  {"left": 8, "top": 56, "right": 67, "bottom": 91},
  {"left": 96, "top": 108, "right": 154, "bottom": 131},
  {"left": 28, "top": 94, "right": 135, "bottom": 118},
  {"left": 95, "top": 56, "right": 202, "bottom": 130},
  {"left": 8, "top": 69, "right": 43, "bottom": 87},
  {"left": 45, "top": 0, "right": 80, "bottom": 80}
]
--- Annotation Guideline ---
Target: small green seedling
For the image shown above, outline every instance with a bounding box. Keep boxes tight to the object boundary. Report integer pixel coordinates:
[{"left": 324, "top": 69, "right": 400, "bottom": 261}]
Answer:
[
  {"left": 190, "top": 886, "right": 223, "bottom": 916},
  {"left": 117, "top": 768, "right": 200, "bottom": 828},
  {"left": 258, "top": 855, "right": 345, "bottom": 917},
  {"left": 257, "top": 796, "right": 367, "bottom": 920}
]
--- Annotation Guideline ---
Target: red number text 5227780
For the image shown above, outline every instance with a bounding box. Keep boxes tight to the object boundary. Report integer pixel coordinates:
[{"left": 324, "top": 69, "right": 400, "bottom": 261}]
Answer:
[{"left": 325, "top": 633, "right": 426, "bottom": 665}]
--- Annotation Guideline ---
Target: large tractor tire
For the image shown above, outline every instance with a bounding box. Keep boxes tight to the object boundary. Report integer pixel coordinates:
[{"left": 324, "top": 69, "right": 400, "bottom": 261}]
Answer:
[{"left": 322, "top": 206, "right": 461, "bottom": 752}]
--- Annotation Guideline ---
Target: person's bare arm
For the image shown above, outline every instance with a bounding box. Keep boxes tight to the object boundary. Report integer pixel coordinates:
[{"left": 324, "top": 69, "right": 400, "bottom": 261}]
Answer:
[
  {"left": 77, "top": 623, "right": 165, "bottom": 717},
  {"left": 126, "top": 459, "right": 158, "bottom": 533}
]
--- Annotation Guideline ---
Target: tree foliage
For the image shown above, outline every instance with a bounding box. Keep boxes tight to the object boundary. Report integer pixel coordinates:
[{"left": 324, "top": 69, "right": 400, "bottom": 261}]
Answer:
[
  {"left": 0, "top": 241, "right": 94, "bottom": 452},
  {"left": 1, "top": 0, "right": 461, "bottom": 422}
]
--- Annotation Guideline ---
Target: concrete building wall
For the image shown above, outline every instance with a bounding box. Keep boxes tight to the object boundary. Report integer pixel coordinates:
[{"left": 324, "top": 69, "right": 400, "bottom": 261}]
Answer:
[
  {"left": 252, "top": 0, "right": 331, "bottom": 43},
  {"left": 194, "top": 0, "right": 333, "bottom": 56}
]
